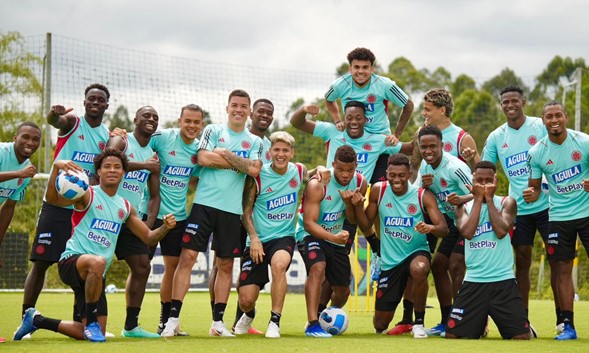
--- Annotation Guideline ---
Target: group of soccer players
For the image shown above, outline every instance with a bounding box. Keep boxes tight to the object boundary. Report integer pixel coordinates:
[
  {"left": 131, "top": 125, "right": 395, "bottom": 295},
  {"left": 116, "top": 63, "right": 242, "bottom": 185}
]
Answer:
[{"left": 1, "top": 47, "right": 587, "bottom": 343}]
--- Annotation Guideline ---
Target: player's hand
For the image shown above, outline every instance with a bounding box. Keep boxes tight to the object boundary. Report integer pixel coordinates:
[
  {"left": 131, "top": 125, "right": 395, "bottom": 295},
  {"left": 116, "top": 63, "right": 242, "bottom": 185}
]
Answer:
[
  {"left": 338, "top": 188, "right": 357, "bottom": 205},
  {"left": 54, "top": 160, "right": 84, "bottom": 175},
  {"left": 584, "top": 179, "right": 589, "bottom": 192},
  {"left": 414, "top": 221, "right": 432, "bottom": 234},
  {"left": 385, "top": 134, "right": 399, "bottom": 146},
  {"left": 250, "top": 238, "right": 265, "bottom": 264},
  {"left": 484, "top": 183, "right": 496, "bottom": 200},
  {"left": 162, "top": 214, "right": 176, "bottom": 230},
  {"left": 315, "top": 166, "right": 331, "bottom": 186},
  {"left": 49, "top": 105, "right": 73, "bottom": 118},
  {"left": 110, "top": 127, "right": 128, "bottom": 138},
  {"left": 522, "top": 186, "right": 538, "bottom": 203},
  {"left": 303, "top": 105, "right": 320, "bottom": 116},
  {"left": 19, "top": 164, "right": 37, "bottom": 178},
  {"left": 421, "top": 174, "right": 434, "bottom": 189},
  {"left": 470, "top": 183, "right": 485, "bottom": 201},
  {"left": 446, "top": 192, "right": 463, "bottom": 206},
  {"left": 351, "top": 189, "right": 366, "bottom": 206},
  {"left": 332, "top": 230, "right": 350, "bottom": 245},
  {"left": 460, "top": 147, "right": 476, "bottom": 161},
  {"left": 144, "top": 157, "right": 161, "bottom": 174}
]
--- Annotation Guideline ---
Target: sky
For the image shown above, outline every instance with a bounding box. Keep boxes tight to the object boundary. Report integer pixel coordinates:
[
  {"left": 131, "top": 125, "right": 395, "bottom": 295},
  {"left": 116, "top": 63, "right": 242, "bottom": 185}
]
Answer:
[{"left": 1, "top": 0, "right": 587, "bottom": 84}]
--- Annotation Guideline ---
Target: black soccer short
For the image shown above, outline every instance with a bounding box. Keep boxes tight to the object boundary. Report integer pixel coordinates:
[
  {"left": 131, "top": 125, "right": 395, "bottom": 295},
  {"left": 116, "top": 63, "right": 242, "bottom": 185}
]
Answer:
[
  {"left": 153, "top": 218, "right": 187, "bottom": 257},
  {"left": 435, "top": 214, "right": 460, "bottom": 258},
  {"left": 302, "top": 236, "right": 351, "bottom": 286},
  {"left": 239, "top": 237, "right": 296, "bottom": 288},
  {"left": 446, "top": 279, "right": 529, "bottom": 339},
  {"left": 375, "top": 250, "right": 431, "bottom": 312},
  {"left": 183, "top": 204, "right": 243, "bottom": 258},
  {"left": 58, "top": 255, "right": 108, "bottom": 318},
  {"left": 452, "top": 236, "right": 465, "bottom": 255},
  {"left": 29, "top": 202, "right": 74, "bottom": 263},
  {"left": 115, "top": 214, "right": 151, "bottom": 260},
  {"left": 546, "top": 216, "right": 589, "bottom": 261},
  {"left": 370, "top": 153, "right": 389, "bottom": 185},
  {"left": 511, "top": 208, "right": 550, "bottom": 247},
  {"left": 342, "top": 219, "right": 357, "bottom": 254}
]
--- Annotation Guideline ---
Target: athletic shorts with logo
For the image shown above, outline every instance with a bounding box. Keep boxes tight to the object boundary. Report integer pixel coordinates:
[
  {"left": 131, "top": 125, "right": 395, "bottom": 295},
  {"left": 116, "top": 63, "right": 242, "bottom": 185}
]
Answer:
[
  {"left": 239, "top": 237, "right": 296, "bottom": 288},
  {"left": 183, "top": 204, "right": 242, "bottom": 258},
  {"left": 512, "top": 208, "right": 550, "bottom": 247},
  {"left": 115, "top": 214, "right": 151, "bottom": 260},
  {"left": 30, "top": 202, "right": 73, "bottom": 263},
  {"left": 546, "top": 216, "right": 589, "bottom": 261},
  {"left": 302, "top": 236, "right": 351, "bottom": 286}
]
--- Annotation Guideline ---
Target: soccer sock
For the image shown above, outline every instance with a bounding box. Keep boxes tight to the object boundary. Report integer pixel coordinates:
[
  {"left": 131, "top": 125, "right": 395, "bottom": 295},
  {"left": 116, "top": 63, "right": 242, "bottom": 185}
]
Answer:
[
  {"left": 561, "top": 310, "right": 575, "bottom": 328},
  {"left": 73, "top": 304, "right": 81, "bottom": 323},
  {"left": 211, "top": 301, "right": 215, "bottom": 314},
  {"left": 556, "top": 307, "right": 563, "bottom": 325},
  {"left": 125, "top": 306, "right": 141, "bottom": 331},
  {"left": 160, "top": 301, "right": 171, "bottom": 326},
  {"left": 309, "top": 320, "right": 319, "bottom": 327},
  {"left": 440, "top": 305, "right": 452, "bottom": 324},
  {"left": 213, "top": 303, "right": 227, "bottom": 322},
  {"left": 414, "top": 311, "right": 425, "bottom": 326},
  {"left": 317, "top": 304, "right": 327, "bottom": 318},
  {"left": 234, "top": 301, "right": 245, "bottom": 327},
  {"left": 169, "top": 300, "right": 183, "bottom": 319},
  {"left": 33, "top": 314, "right": 61, "bottom": 332},
  {"left": 270, "top": 311, "right": 281, "bottom": 326},
  {"left": 365, "top": 234, "right": 380, "bottom": 256},
  {"left": 86, "top": 302, "right": 99, "bottom": 324},
  {"left": 22, "top": 304, "right": 33, "bottom": 317},
  {"left": 245, "top": 309, "right": 256, "bottom": 319},
  {"left": 402, "top": 299, "right": 414, "bottom": 323}
]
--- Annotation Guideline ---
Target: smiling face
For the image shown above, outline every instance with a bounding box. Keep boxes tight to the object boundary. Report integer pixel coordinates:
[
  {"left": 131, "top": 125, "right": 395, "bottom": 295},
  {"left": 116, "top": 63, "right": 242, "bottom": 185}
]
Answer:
[
  {"left": 270, "top": 141, "right": 294, "bottom": 171},
  {"left": 250, "top": 101, "right": 274, "bottom": 136},
  {"left": 227, "top": 96, "right": 251, "bottom": 131},
  {"left": 500, "top": 91, "right": 526, "bottom": 122},
  {"left": 344, "top": 106, "right": 366, "bottom": 138},
  {"left": 14, "top": 125, "right": 41, "bottom": 162},
  {"left": 387, "top": 163, "right": 411, "bottom": 195},
  {"left": 543, "top": 104, "right": 568, "bottom": 138},
  {"left": 178, "top": 109, "right": 204, "bottom": 143},
  {"left": 134, "top": 106, "right": 159, "bottom": 136},
  {"left": 97, "top": 155, "right": 125, "bottom": 187},
  {"left": 83, "top": 88, "right": 109, "bottom": 120},
  {"left": 349, "top": 59, "right": 374, "bottom": 87},
  {"left": 419, "top": 133, "right": 443, "bottom": 167},
  {"left": 421, "top": 101, "right": 445, "bottom": 127}
]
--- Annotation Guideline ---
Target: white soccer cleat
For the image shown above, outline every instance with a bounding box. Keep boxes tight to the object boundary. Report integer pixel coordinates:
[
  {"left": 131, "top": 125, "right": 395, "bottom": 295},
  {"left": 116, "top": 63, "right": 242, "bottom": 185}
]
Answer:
[
  {"left": 233, "top": 314, "right": 254, "bottom": 335},
  {"left": 209, "top": 321, "right": 235, "bottom": 337},
  {"left": 105, "top": 331, "right": 115, "bottom": 338},
  {"left": 555, "top": 323, "right": 565, "bottom": 334},
  {"left": 160, "top": 317, "right": 179, "bottom": 338},
  {"left": 265, "top": 321, "right": 280, "bottom": 338},
  {"left": 412, "top": 324, "right": 428, "bottom": 339}
]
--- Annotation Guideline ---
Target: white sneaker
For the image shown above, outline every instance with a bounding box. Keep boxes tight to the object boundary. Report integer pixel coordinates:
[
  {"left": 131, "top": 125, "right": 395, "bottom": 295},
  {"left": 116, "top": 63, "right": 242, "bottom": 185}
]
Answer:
[
  {"left": 105, "top": 331, "right": 115, "bottom": 338},
  {"left": 412, "top": 324, "right": 428, "bottom": 339},
  {"left": 233, "top": 314, "right": 253, "bottom": 335},
  {"left": 555, "top": 323, "right": 565, "bottom": 334},
  {"left": 265, "top": 322, "right": 280, "bottom": 338},
  {"left": 529, "top": 324, "right": 537, "bottom": 338},
  {"left": 209, "top": 321, "right": 235, "bottom": 337},
  {"left": 160, "top": 317, "right": 179, "bottom": 337}
]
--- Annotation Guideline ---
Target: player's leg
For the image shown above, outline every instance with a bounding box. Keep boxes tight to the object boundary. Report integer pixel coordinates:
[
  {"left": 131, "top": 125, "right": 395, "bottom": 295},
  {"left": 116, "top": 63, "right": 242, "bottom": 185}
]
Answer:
[
  {"left": 488, "top": 279, "right": 530, "bottom": 340},
  {"left": 375, "top": 263, "right": 409, "bottom": 334},
  {"left": 326, "top": 244, "right": 351, "bottom": 308},
  {"left": 22, "top": 261, "right": 52, "bottom": 313},
  {"left": 234, "top": 245, "right": 264, "bottom": 334},
  {"left": 302, "top": 237, "right": 330, "bottom": 337},
  {"left": 445, "top": 282, "right": 489, "bottom": 339},
  {"left": 511, "top": 214, "right": 537, "bottom": 309},
  {"left": 410, "top": 252, "right": 431, "bottom": 338},
  {"left": 449, "top": 240, "right": 465, "bottom": 297}
]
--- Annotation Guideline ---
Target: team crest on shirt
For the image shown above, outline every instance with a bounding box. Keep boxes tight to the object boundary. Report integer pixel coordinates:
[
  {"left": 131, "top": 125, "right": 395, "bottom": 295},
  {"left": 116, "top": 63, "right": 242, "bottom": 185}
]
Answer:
[
  {"left": 363, "top": 143, "right": 372, "bottom": 151},
  {"left": 98, "top": 141, "right": 106, "bottom": 150},
  {"left": 367, "top": 94, "right": 377, "bottom": 104},
  {"left": 528, "top": 135, "right": 537, "bottom": 145},
  {"left": 265, "top": 151, "right": 271, "bottom": 161},
  {"left": 17, "top": 178, "right": 24, "bottom": 186},
  {"left": 443, "top": 142, "right": 453, "bottom": 152},
  {"left": 407, "top": 204, "right": 417, "bottom": 215},
  {"left": 572, "top": 150, "right": 582, "bottom": 161},
  {"left": 242, "top": 141, "right": 251, "bottom": 149},
  {"left": 289, "top": 178, "right": 299, "bottom": 188},
  {"left": 118, "top": 208, "right": 125, "bottom": 220},
  {"left": 191, "top": 154, "right": 198, "bottom": 164},
  {"left": 440, "top": 178, "right": 448, "bottom": 188}
]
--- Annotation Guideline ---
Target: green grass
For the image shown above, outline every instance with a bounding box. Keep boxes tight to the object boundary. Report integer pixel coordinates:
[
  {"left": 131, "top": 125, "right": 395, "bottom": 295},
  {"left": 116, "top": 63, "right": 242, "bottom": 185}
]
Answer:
[{"left": 1, "top": 292, "right": 587, "bottom": 352}]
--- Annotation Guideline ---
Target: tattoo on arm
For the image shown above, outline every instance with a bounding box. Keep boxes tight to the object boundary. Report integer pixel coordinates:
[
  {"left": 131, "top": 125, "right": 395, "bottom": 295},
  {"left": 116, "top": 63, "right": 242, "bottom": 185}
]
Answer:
[{"left": 223, "top": 151, "right": 255, "bottom": 174}]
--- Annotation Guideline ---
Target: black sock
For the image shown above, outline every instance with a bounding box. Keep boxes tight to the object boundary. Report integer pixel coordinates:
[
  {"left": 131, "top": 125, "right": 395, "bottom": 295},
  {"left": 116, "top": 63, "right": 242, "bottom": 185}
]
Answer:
[
  {"left": 211, "top": 300, "right": 215, "bottom": 314},
  {"left": 245, "top": 309, "right": 256, "bottom": 319},
  {"left": 556, "top": 307, "right": 562, "bottom": 325},
  {"left": 125, "top": 307, "right": 141, "bottom": 331},
  {"left": 234, "top": 300, "right": 245, "bottom": 327},
  {"left": 22, "top": 304, "right": 33, "bottom": 317},
  {"left": 33, "top": 314, "right": 61, "bottom": 332},
  {"left": 402, "top": 299, "right": 414, "bottom": 323},
  {"left": 169, "top": 300, "right": 183, "bottom": 319},
  {"left": 160, "top": 301, "right": 171, "bottom": 327},
  {"left": 73, "top": 304, "right": 81, "bottom": 323},
  {"left": 270, "top": 311, "right": 281, "bottom": 326},
  {"left": 414, "top": 311, "right": 425, "bottom": 326},
  {"left": 213, "top": 303, "right": 227, "bottom": 322},
  {"left": 365, "top": 234, "right": 380, "bottom": 256},
  {"left": 561, "top": 310, "right": 575, "bottom": 328},
  {"left": 86, "top": 302, "right": 98, "bottom": 324},
  {"left": 317, "top": 304, "right": 327, "bottom": 318},
  {"left": 309, "top": 320, "right": 319, "bottom": 327},
  {"left": 441, "top": 305, "right": 452, "bottom": 324}
]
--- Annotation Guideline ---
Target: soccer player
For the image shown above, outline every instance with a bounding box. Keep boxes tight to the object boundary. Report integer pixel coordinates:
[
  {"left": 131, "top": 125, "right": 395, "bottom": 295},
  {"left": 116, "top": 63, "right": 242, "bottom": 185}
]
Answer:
[
  {"left": 417, "top": 125, "right": 473, "bottom": 336},
  {"left": 233, "top": 131, "right": 307, "bottom": 338},
  {"left": 354, "top": 153, "right": 448, "bottom": 338},
  {"left": 160, "top": 89, "right": 263, "bottom": 337},
  {"left": 107, "top": 106, "right": 161, "bottom": 338},
  {"left": 0, "top": 122, "right": 41, "bottom": 249},
  {"left": 446, "top": 161, "right": 530, "bottom": 340},
  {"left": 524, "top": 101, "right": 589, "bottom": 340},
  {"left": 13, "top": 148, "right": 176, "bottom": 342},
  {"left": 482, "top": 86, "right": 554, "bottom": 334},
  {"left": 23, "top": 83, "right": 110, "bottom": 324},
  {"left": 297, "top": 145, "right": 368, "bottom": 337}
]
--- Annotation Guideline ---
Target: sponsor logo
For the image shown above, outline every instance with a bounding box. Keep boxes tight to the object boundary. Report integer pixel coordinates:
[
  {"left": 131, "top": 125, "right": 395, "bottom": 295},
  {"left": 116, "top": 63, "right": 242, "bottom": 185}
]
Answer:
[
  {"left": 546, "top": 159, "right": 554, "bottom": 165},
  {"left": 163, "top": 165, "right": 194, "bottom": 177},
  {"left": 468, "top": 240, "right": 497, "bottom": 249},
  {"left": 508, "top": 167, "right": 529, "bottom": 177},
  {"left": 121, "top": 182, "right": 140, "bottom": 193},
  {"left": 552, "top": 165, "right": 581, "bottom": 184},
  {"left": 365, "top": 103, "right": 375, "bottom": 113},
  {"left": 219, "top": 138, "right": 225, "bottom": 143},
  {"left": 452, "top": 308, "right": 464, "bottom": 314},
  {"left": 266, "top": 187, "right": 273, "bottom": 192},
  {"left": 90, "top": 218, "right": 121, "bottom": 234},
  {"left": 357, "top": 152, "right": 368, "bottom": 164},
  {"left": 124, "top": 170, "right": 148, "bottom": 182},
  {"left": 233, "top": 150, "right": 247, "bottom": 158},
  {"left": 0, "top": 187, "right": 15, "bottom": 198},
  {"left": 501, "top": 143, "right": 509, "bottom": 148},
  {"left": 267, "top": 212, "right": 295, "bottom": 221},
  {"left": 78, "top": 135, "right": 85, "bottom": 141},
  {"left": 474, "top": 222, "right": 492, "bottom": 237},
  {"left": 38, "top": 233, "right": 51, "bottom": 239},
  {"left": 322, "top": 211, "right": 344, "bottom": 222},
  {"left": 548, "top": 233, "right": 558, "bottom": 239},
  {"left": 96, "top": 205, "right": 103, "bottom": 210},
  {"left": 383, "top": 228, "right": 412, "bottom": 241},
  {"left": 505, "top": 151, "right": 528, "bottom": 168},
  {"left": 86, "top": 231, "right": 112, "bottom": 247},
  {"left": 72, "top": 151, "right": 98, "bottom": 163},
  {"left": 267, "top": 192, "right": 296, "bottom": 210},
  {"left": 435, "top": 190, "right": 451, "bottom": 203},
  {"left": 325, "top": 195, "right": 332, "bottom": 201},
  {"left": 385, "top": 203, "right": 392, "bottom": 208},
  {"left": 161, "top": 176, "right": 187, "bottom": 188},
  {"left": 383, "top": 217, "right": 413, "bottom": 227},
  {"left": 169, "top": 151, "right": 176, "bottom": 156}
]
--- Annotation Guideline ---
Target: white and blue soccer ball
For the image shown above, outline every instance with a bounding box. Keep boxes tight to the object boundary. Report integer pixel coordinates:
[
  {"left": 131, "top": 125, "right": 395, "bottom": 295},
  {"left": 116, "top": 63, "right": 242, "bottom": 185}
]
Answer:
[
  {"left": 105, "top": 284, "right": 117, "bottom": 293},
  {"left": 55, "top": 171, "right": 89, "bottom": 200},
  {"left": 319, "top": 306, "right": 349, "bottom": 335}
]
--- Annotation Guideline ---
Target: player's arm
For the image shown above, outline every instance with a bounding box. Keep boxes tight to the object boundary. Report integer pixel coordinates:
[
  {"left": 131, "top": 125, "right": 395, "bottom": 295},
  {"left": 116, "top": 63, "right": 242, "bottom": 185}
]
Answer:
[
  {"left": 0, "top": 164, "right": 37, "bottom": 183},
  {"left": 523, "top": 177, "right": 542, "bottom": 204},
  {"left": 145, "top": 170, "right": 161, "bottom": 229},
  {"left": 409, "top": 130, "right": 422, "bottom": 181},
  {"left": 188, "top": 175, "right": 199, "bottom": 192},
  {"left": 303, "top": 180, "right": 348, "bottom": 245},
  {"left": 289, "top": 105, "right": 319, "bottom": 135},
  {"left": 356, "top": 182, "right": 380, "bottom": 231},
  {"left": 307, "top": 165, "right": 330, "bottom": 185},
  {"left": 416, "top": 190, "right": 449, "bottom": 237},
  {"left": 46, "top": 105, "right": 77, "bottom": 134},
  {"left": 45, "top": 160, "right": 91, "bottom": 208},
  {"left": 0, "top": 199, "right": 17, "bottom": 249},
  {"left": 126, "top": 207, "right": 176, "bottom": 246},
  {"left": 459, "top": 134, "right": 481, "bottom": 170},
  {"left": 242, "top": 176, "right": 264, "bottom": 263},
  {"left": 215, "top": 149, "right": 262, "bottom": 177},
  {"left": 392, "top": 99, "right": 414, "bottom": 138},
  {"left": 340, "top": 177, "right": 368, "bottom": 225},
  {"left": 456, "top": 184, "right": 484, "bottom": 240},
  {"left": 325, "top": 100, "right": 344, "bottom": 131},
  {"left": 197, "top": 149, "right": 233, "bottom": 169},
  {"left": 487, "top": 195, "right": 516, "bottom": 240}
]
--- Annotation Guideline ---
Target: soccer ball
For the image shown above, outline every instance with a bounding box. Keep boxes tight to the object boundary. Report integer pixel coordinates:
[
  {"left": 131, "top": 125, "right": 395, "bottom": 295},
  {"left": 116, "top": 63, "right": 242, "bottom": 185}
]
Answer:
[
  {"left": 105, "top": 284, "right": 117, "bottom": 293},
  {"left": 55, "top": 171, "right": 89, "bottom": 200},
  {"left": 319, "top": 306, "right": 349, "bottom": 335}
]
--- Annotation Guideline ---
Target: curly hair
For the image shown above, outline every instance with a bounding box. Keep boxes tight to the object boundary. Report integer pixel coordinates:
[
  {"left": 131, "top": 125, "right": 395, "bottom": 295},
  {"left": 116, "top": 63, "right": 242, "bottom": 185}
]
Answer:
[
  {"left": 93, "top": 147, "right": 128, "bottom": 173},
  {"left": 347, "top": 48, "right": 376, "bottom": 65},
  {"left": 423, "top": 88, "right": 454, "bottom": 117},
  {"left": 85, "top": 83, "right": 110, "bottom": 100}
]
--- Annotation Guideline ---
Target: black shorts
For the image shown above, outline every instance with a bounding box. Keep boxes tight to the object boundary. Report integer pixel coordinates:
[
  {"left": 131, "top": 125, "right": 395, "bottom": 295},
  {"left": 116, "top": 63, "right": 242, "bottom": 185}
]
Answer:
[
  {"left": 446, "top": 279, "right": 529, "bottom": 339},
  {"left": 302, "top": 236, "right": 351, "bottom": 286},
  {"left": 115, "top": 216, "right": 151, "bottom": 260},
  {"left": 512, "top": 208, "right": 550, "bottom": 247},
  {"left": 155, "top": 218, "right": 187, "bottom": 257},
  {"left": 183, "top": 204, "right": 243, "bottom": 258},
  {"left": 343, "top": 219, "right": 357, "bottom": 254},
  {"left": 375, "top": 250, "right": 431, "bottom": 312},
  {"left": 239, "top": 237, "right": 296, "bottom": 288},
  {"left": 58, "top": 255, "right": 108, "bottom": 318},
  {"left": 29, "top": 202, "right": 73, "bottom": 263},
  {"left": 370, "top": 153, "right": 389, "bottom": 185},
  {"left": 546, "top": 217, "right": 589, "bottom": 261},
  {"left": 452, "top": 236, "right": 465, "bottom": 255},
  {"left": 435, "top": 214, "right": 460, "bottom": 258},
  {"left": 239, "top": 224, "right": 248, "bottom": 252}
]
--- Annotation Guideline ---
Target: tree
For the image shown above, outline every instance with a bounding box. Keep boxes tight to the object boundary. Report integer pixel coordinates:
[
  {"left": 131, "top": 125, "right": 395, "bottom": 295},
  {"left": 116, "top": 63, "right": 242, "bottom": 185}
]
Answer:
[
  {"left": 452, "top": 74, "right": 476, "bottom": 97},
  {"left": 482, "top": 68, "right": 529, "bottom": 99},
  {"left": 103, "top": 105, "right": 133, "bottom": 132}
]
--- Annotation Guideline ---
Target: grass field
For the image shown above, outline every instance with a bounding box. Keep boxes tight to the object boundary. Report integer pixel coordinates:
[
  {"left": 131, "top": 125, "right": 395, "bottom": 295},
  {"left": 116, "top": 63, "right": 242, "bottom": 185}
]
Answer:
[{"left": 1, "top": 291, "right": 587, "bottom": 352}]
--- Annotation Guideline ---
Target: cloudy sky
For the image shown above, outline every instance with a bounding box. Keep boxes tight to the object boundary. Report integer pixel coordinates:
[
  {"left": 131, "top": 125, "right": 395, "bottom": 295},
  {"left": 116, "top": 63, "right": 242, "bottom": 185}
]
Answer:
[{"left": 2, "top": 0, "right": 587, "bottom": 83}]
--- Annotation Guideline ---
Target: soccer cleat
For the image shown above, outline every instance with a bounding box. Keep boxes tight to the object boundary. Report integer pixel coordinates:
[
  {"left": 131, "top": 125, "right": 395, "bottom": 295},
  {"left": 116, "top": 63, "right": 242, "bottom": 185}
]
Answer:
[
  {"left": 84, "top": 322, "right": 106, "bottom": 342},
  {"left": 157, "top": 322, "right": 164, "bottom": 335},
  {"left": 176, "top": 329, "right": 190, "bottom": 336},
  {"left": 370, "top": 254, "right": 382, "bottom": 281},
  {"left": 386, "top": 322, "right": 413, "bottom": 335},
  {"left": 425, "top": 323, "right": 445, "bottom": 336},
  {"left": 248, "top": 327, "right": 263, "bottom": 335},
  {"left": 529, "top": 324, "right": 538, "bottom": 339},
  {"left": 209, "top": 321, "right": 235, "bottom": 337},
  {"left": 14, "top": 308, "right": 39, "bottom": 341},
  {"left": 555, "top": 323, "right": 565, "bottom": 334},
  {"left": 105, "top": 331, "right": 115, "bottom": 338},
  {"left": 265, "top": 321, "right": 280, "bottom": 338},
  {"left": 555, "top": 323, "right": 577, "bottom": 340},
  {"left": 233, "top": 313, "right": 254, "bottom": 334},
  {"left": 412, "top": 324, "right": 428, "bottom": 339},
  {"left": 305, "top": 323, "right": 332, "bottom": 338},
  {"left": 122, "top": 326, "right": 161, "bottom": 338},
  {"left": 160, "top": 317, "right": 180, "bottom": 338},
  {"left": 0, "top": 337, "right": 5, "bottom": 343}
]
